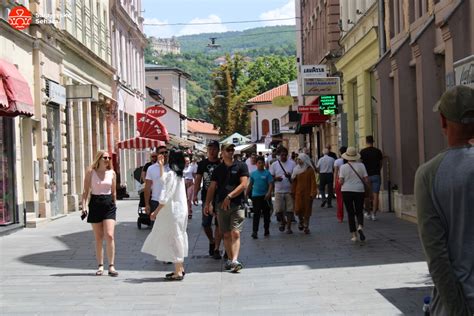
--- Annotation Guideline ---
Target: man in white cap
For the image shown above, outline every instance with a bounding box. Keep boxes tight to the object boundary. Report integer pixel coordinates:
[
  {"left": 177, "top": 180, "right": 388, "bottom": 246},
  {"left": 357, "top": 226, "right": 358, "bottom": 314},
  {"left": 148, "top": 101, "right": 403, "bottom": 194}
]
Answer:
[{"left": 415, "top": 85, "right": 474, "bottom": 315}]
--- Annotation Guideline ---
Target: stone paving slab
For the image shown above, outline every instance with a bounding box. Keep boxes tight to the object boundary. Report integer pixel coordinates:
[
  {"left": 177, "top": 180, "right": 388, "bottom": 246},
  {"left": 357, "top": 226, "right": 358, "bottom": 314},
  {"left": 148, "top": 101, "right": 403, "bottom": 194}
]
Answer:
[{"left": 0, "top": 199, "right": 433, "bottom": 315}]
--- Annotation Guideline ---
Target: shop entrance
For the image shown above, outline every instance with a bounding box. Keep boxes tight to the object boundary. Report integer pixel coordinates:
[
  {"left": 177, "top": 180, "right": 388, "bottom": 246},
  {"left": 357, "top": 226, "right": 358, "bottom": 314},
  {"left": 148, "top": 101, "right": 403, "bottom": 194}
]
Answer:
[
  {"left": 46, "top": 103, "right": 63, "bottom": 216},
  {"left": 0, "top": 117, "right": 15, "bottom": 225}
]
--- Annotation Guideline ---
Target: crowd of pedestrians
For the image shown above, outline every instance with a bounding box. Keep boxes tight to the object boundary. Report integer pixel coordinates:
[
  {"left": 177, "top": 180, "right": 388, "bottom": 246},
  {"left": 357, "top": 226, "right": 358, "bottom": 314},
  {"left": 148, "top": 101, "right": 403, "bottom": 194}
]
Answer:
[{"left": 77, "top": 85, "right": 473, "bottom": 314}]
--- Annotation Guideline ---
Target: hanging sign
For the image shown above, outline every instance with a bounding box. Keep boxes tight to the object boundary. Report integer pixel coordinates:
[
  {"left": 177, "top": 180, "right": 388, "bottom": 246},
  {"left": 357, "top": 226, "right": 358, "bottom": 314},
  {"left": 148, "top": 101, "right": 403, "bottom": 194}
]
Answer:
[
  {"left": 301, "top": 65, "right": 327, "bottom": 78},
  {"left": 303, "top": 77, "right": 341, "bottom": 95},
  {"left": 145, "top": 106, "right": 167, "bottom": 118}
]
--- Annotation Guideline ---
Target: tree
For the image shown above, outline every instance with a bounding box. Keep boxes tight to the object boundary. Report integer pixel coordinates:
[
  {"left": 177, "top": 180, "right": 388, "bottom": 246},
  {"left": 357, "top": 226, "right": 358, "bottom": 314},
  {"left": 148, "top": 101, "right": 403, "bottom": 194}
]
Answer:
[
  {"left": 244, "top": 55, "right": 297, "bottom": 95},
  {"left": 208, "top": 53, "right": 255, "bottom": 137}
]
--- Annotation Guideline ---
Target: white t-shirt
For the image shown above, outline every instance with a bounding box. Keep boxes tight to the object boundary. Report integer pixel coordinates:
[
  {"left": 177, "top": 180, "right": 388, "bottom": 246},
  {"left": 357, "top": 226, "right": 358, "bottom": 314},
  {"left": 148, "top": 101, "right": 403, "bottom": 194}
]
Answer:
[
  {"left": 146, "top": 163, "right": 170, "bottom": 201},
  {"left": 339, "top": 162, "right": 368, "bottom": 192},
  {"left": 269, "top": 159, "right": 296, "bottom": 193},
  {"left": 183, "top": 164, "right": 197, "bottom": 180},
  {"left": 317, "top": 155, "right": 335, "bottom": 173},
  {"left": 334, "top": 158, "right": 344, "bottom": 169},
  {"left": 246, "top": 159, "right": 257, "bottom": 174}
]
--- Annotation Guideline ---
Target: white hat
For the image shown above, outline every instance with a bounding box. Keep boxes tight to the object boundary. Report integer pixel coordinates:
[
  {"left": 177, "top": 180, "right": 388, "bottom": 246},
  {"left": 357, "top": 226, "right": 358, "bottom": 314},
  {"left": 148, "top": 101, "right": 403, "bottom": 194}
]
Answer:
[{"left": 341, "top": 147, "right": 360, "bottom": 161}]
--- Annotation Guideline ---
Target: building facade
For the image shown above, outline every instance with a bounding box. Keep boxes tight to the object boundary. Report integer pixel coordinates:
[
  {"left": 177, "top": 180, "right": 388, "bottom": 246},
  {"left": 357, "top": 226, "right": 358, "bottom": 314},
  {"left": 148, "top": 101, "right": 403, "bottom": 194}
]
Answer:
[
  {"left": 336, "top": 0, "right": 379, "bottom": 149},
  {"left": 149, "top": 36, "right": 180, "bottom": 56},
  {"left": 110, "top": 0, "right": 147, "bottom": 194},
  {"left": 297, "top": 0, "right": 342, "bottom": 158},
  {"left": 375, "top": 0, "right": 473, "bottom": 220},
  {"left": 145, "top": 64, "right": 189, "bottom": 138},
  {"left": 0, "top": 0, "right": 148, "bottom": 231}
]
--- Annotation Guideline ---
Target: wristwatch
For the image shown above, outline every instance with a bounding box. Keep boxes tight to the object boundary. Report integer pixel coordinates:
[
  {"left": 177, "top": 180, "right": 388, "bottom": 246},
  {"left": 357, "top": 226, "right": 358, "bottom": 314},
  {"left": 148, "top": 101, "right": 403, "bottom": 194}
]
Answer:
[{"left": 226, "top": 195, "right": 232, "bottom": 200}]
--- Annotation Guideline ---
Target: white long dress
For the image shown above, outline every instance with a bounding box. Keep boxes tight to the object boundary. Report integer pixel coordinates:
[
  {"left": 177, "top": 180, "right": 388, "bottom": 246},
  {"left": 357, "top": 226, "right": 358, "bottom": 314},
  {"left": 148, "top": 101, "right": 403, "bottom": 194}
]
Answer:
[{"left": 141, "top": 171, "right": 188, "bottom": 263}]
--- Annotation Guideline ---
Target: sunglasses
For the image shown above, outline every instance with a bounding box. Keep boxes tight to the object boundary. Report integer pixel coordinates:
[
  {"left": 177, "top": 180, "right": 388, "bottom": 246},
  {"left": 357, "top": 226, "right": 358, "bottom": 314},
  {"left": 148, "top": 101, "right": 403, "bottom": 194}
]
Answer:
[
  {"left": 101, "top": 156, "right": 111, "bottom": 160},
  {"left": 158, "top": 151, "right": 168, "bottom": 155},
  {"left": 151, "top": 156, "right": 158, "bottom": 158},
  {"left": 225, "top": 148, "right": 235, "bottom": 152}
]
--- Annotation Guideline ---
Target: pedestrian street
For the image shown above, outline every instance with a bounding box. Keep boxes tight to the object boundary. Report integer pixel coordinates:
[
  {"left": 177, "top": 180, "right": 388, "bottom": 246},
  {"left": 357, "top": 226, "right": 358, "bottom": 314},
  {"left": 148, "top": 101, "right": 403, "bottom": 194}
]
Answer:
[{"left": 1, "top": 199, "right": 432, "bottom": 315}]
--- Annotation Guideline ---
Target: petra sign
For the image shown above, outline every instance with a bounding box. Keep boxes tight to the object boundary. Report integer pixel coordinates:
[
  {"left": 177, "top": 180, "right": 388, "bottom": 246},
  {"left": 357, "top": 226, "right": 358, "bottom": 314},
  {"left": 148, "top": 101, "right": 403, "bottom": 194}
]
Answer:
[{"left": 145, "top": 106, "right": 167, "bottom": 118}]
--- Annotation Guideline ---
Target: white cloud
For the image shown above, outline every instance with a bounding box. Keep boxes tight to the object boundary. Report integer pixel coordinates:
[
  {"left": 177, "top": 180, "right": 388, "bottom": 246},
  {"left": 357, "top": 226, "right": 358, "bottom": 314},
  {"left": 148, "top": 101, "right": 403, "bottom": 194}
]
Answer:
[
  {"left": 259, "top": 0, "right": 296, "bottom": 26},
  {"left": 178, "top": 14, "right": 228, "bottom": 36},
  {"left": 143, "top": 18, "right": 174, "bottom": 38}
]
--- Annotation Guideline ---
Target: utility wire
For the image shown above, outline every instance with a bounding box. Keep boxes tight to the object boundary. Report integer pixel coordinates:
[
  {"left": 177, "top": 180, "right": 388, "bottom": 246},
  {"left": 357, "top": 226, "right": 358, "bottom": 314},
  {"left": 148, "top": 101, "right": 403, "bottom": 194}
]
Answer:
[{"left": 144, "top": 17, "right": 297, "bottom": 26}]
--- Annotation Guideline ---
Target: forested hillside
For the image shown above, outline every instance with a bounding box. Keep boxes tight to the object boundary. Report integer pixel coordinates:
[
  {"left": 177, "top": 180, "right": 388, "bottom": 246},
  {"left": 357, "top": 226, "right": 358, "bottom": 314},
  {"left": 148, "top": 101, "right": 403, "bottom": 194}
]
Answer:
[{"left": 144, "top": 25, "right": 297, "bottom": 122}]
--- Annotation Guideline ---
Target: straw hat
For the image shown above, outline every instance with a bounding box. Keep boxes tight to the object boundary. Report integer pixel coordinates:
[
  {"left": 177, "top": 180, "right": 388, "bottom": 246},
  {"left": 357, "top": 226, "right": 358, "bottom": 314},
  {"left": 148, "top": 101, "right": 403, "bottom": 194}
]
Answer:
[{"left": 341, "top": 146, "right": 360, "bottom": 161}]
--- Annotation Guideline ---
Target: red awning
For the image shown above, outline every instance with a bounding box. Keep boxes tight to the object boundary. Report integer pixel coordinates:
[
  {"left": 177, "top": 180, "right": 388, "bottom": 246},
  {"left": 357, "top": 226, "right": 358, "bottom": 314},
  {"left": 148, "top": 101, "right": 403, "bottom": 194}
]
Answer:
[
  {"left": 301, "top": 112, "right": 330, "bottom": 126},
  {"left": 0, "top": 79, "right": 8, "bottom": 109},
  {"left": 117, "top": 136, "right": 165, "bottom": 149},
  {"left": 0, "top": 59, "right": 34, "bottom": 117},
  {"left": 136, "top": 112, "right": 169, "bottom": 141}
]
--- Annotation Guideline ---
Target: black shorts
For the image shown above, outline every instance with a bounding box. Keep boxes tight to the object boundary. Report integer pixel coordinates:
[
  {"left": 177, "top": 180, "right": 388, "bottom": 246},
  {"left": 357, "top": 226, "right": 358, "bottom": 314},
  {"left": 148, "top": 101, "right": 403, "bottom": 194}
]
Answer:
[{"left": 87, "top": 194, "right": 116, "bottom": 223}]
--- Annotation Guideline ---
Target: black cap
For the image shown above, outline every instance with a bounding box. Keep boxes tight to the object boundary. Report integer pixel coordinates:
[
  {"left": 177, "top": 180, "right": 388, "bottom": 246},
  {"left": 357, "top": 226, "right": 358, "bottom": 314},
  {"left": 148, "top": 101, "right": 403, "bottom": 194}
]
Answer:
[{"left": 207, "top": 140, "right": 220, "bottom": 149}]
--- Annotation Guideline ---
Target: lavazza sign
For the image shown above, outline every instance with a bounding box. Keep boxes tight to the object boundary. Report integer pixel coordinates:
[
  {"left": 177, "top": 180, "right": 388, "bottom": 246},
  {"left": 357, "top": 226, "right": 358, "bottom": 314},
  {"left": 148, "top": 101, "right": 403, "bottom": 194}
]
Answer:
[{"left": 302, "top": 65, "right": 327, "bottom": 78}]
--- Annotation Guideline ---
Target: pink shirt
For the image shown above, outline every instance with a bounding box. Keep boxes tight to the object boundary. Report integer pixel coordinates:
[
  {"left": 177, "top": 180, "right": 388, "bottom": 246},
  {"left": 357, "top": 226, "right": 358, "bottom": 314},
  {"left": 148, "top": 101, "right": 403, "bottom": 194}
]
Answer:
[{"left": 91, "top": 169, "right": 113, "bottom": 195}]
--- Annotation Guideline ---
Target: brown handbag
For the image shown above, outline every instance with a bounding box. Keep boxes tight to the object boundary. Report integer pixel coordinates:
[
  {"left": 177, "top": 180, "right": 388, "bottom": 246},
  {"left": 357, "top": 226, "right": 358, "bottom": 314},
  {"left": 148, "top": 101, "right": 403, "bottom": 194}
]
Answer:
[{"left": 347, "top": 163, "right": 372, "bottom": 198}]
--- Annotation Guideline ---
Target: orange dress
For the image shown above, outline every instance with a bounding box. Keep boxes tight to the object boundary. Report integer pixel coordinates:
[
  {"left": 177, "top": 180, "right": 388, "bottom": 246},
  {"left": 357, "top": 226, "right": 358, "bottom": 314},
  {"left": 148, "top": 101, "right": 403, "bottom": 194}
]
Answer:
[{"left": 292, "top": 168, "right": 317, "bottom": 218}]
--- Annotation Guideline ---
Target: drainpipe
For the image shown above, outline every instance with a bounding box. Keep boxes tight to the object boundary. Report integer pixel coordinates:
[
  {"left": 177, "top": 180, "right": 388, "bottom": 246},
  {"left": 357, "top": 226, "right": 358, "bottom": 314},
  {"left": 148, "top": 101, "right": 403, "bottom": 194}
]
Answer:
[
  {"left": 178, "top": 73, "right": 182, "bottom": 138},
  {"left": 378, "top": 0, "right": 386, "bottom": 56}
]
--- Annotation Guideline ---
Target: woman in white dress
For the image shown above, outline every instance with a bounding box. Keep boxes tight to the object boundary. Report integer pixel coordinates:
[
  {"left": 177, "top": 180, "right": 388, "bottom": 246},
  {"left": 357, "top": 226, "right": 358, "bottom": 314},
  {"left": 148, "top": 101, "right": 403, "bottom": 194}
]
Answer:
[{"left": 141, "top": 149, "right": 188, "bottom": 281}]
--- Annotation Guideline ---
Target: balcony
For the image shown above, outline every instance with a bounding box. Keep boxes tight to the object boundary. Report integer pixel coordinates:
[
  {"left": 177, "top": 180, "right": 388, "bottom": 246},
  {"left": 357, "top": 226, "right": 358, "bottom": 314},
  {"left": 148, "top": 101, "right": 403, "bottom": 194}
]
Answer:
[{"left": 281, "top": 110, "right": 301, "bottom": 127}]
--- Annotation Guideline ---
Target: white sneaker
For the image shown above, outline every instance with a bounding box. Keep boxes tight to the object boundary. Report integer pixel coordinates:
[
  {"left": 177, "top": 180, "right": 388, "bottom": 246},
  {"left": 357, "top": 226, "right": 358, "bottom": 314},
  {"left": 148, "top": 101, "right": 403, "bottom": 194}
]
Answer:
[
  {"left": 364, "top": 212, "right": 371, "bottom": 219},
  {"left": 371, "top": 214, "right": 377, "bottom": 221}
]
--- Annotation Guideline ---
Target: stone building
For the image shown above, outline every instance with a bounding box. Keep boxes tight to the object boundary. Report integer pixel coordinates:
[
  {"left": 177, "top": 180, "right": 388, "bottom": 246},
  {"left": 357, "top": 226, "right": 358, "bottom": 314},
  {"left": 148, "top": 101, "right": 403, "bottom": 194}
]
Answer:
[
  {"left": 296, "top": 0, "right": 342, "bottom": 158},
  {"left": 375, "top": 0, "right": 473, "bottom": 220}
]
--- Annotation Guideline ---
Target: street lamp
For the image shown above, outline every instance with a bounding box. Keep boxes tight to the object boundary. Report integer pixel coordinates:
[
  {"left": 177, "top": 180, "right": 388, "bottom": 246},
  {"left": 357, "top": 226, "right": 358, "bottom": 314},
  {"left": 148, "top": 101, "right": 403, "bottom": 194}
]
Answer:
[{"left": 247, "top": 108, "right": 259, "bottom": 142}]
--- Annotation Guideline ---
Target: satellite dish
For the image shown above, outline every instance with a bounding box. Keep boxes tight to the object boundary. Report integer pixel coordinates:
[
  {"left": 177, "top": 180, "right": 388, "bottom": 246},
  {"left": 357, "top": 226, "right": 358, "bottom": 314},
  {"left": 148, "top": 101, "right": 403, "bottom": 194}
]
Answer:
[{"left": 207, "top": 37, "right": 221, "bottom": 49}]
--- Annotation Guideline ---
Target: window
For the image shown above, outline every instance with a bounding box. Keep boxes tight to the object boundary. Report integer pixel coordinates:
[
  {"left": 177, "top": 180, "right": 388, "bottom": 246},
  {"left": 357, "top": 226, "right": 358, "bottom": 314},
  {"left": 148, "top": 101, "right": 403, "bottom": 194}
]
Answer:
[
  {"left": 261, "top": 119, "right": 270, "bottom": 137},
  {"left": 271, "top": 119, "right": 280, "bottom": 134}
]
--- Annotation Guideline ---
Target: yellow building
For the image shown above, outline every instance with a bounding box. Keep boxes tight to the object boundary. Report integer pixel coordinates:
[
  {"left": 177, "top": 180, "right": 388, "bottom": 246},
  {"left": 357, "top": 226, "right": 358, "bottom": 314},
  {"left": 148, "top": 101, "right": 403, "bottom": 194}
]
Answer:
[{"left": 336, "top": 1, "right": 379, "bottom": 150}]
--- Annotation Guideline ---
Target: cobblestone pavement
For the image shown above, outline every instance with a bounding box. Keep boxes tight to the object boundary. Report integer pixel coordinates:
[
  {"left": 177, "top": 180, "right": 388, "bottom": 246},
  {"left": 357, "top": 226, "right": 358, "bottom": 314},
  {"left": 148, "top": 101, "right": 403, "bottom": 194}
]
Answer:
[{"left": 0, "top": 199, "right": 433, "bottom": 315}]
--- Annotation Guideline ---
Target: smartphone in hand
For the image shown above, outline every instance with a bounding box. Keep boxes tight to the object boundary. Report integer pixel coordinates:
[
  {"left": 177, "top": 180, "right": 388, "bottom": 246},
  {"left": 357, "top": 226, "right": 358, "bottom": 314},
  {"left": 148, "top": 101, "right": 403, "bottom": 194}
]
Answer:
[{"left": 81, "top": 211, "right": 88, "bottom": 221}]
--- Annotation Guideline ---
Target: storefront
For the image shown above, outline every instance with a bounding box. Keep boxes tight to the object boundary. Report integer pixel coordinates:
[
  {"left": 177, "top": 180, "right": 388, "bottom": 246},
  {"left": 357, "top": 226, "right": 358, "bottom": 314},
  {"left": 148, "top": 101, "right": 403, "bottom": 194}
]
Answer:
[
  {"left": 0, "top": 116, "right": 15, "bottom": 225},
  {"left": 0, "top": 59, "right": 34, "bottom": 230}
]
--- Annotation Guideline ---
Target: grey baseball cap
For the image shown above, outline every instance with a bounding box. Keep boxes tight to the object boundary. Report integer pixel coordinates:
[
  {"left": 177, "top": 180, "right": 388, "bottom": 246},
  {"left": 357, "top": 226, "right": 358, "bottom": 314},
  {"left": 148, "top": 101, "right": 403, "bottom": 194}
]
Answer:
[{"left": 433, "top": 85, "right": 474, "bottom": 124}]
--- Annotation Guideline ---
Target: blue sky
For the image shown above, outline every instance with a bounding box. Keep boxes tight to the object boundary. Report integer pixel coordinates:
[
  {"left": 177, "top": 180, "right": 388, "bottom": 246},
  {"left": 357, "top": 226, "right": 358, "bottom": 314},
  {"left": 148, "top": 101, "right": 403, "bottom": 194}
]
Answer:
[{"left": 142, "top": 0, "right": 295, "bottom": 38}]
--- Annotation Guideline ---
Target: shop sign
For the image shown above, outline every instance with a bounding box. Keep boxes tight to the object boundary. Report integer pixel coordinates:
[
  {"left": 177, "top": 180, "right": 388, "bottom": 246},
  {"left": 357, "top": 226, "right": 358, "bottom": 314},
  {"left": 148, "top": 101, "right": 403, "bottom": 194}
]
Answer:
[
  {"left": 297, "top": 105, "right": 320, "bottom": 113},
  {"left": 47, "top": 80, "right": 66, "bottom": 105},
  {"left": 145, "top": 106, "right": 167, "bottom": 118},
  {"left": 301, "top": 65, "right": 327, "bottom": 78},
  {"left": 454, "top": 55, "right": 474, "bottom": 89},
  {"left": 319, "top": 95, "right": 337, "bottom": 115},
  {"left": 303, "top": 77, "right": 341, "bottom": 95},
  {"left": 8, "top": 6, "right": 32, "bottom": 30}
]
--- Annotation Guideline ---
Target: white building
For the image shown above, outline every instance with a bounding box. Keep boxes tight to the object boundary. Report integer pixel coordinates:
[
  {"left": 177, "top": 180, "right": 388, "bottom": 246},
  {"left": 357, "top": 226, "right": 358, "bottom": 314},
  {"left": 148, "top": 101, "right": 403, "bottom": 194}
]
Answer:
[
  {"left": 246, "top": 83, "right": 293, "bottom": 142},
  {"left": 110, "top": 0, "right": 147, "bottom": 192},
  {"left": 145, "top": 64, "right": 190, "bottom": 138}
]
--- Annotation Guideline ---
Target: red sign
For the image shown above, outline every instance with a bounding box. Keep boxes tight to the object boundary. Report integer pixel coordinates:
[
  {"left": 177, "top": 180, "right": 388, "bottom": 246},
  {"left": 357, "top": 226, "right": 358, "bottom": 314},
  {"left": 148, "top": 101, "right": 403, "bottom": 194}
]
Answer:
[
  {"left": 145, "top": 106, "right": 167, "bottom": 118},
  {"left": 8, "top": 6, "right": 32, "bottom": 30},
  {"left": 297, "top": 105, "right": 320, "bottom": 113},
  {"left": 136, "top": 113, "right": 169, "bottom": 141}
]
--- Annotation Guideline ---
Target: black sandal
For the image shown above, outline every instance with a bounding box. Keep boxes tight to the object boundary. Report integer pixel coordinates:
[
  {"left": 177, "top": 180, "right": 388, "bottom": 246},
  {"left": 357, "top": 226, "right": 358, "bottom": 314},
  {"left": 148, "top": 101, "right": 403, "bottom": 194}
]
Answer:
[
  {"left": 304, "top": 227, "right": 310, "bottom": 234},
  {"left": 95, "top": 264, "right": 104, "bottom": 276},
  {"left": 108, "top": 264, "right": 119, "bottom": 277},
  {"left": 165, "top": 273, "right": 184, "bottom": 281},
  {"left": 166, "top": 271, "right": 186, "bottom": 278},
  {"left": 298, "top": 223, "right": 304, "bottom": 231}
]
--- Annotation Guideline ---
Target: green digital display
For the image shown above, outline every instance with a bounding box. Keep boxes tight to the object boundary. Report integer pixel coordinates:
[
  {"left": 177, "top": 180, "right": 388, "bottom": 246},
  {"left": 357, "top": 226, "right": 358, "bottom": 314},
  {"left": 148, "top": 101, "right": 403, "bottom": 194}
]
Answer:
[{"left": 319, "top": 95, "right": 337, "bottom": 115}]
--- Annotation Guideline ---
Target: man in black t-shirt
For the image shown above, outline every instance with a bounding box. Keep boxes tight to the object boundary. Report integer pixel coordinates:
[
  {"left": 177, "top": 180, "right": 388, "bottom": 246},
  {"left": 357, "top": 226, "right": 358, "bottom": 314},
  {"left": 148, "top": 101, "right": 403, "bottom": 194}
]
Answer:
[
  {"left": 193, "top": 140, "right": 222, "bottom": 259},
  {"left": 204, "top": 143, "right": 249, "bottom": 273},
  {"left": 360, "top": 135, "right": 384, "bottom": 221},
  {"left": 326, "top": 144, "right": 338, "bottom": 160}
]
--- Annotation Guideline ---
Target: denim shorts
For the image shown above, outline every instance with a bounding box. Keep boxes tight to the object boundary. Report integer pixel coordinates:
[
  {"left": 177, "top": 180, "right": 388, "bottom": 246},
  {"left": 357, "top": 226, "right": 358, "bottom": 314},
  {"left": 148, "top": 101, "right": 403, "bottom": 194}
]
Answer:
[{"left": 369, "top": 175, "right": 381, "bottom": 193}]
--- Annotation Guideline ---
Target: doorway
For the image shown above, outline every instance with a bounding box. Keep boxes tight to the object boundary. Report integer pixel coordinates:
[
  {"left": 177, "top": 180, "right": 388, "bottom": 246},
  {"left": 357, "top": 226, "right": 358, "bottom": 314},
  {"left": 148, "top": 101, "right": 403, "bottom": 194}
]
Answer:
[{"left": 46, "top": 103, "right": 63, "bottom": 216}]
